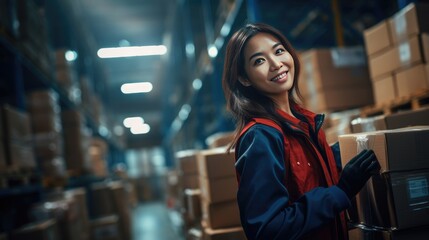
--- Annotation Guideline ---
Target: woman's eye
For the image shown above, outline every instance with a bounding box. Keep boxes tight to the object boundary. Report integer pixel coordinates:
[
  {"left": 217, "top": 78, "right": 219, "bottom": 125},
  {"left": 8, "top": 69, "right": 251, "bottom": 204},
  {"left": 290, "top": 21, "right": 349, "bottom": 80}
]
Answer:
[
  {"left": 254, "top": 58, "right": 264, "bottom": 65},
  {"left": 275, "top": 48, "right": 285, "bottom": 54}
]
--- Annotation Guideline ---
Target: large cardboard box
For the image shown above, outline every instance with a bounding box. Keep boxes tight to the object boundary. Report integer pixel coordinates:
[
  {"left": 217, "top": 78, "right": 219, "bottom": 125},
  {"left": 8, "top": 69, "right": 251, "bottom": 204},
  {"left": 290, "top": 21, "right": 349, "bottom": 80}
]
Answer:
[
  {"left": 396, "top": 34, "right": 429, "bottom": 68},
  {"left": 202, "top": 200, "right": 241, "bottom": 229},
  {"left": 197, "top": 148, "right": 235, "bottom": 179},
  {"left": 385, "top": 107, "right": 429, "bottom": 129},
  {"left": 389, "top": 3, "right": 429, "bottom": 44},
  {"left": 176, "top": 150, "right": 199, "bottom": 175},
  {"left": 369, "top": 47, "right": 399, "bottom": 79},
  {"left": 305, "top": 86, "right": 374, "bottom": 113},
  {"left": 339, "top": 127, "right": 429, "bottom": 173},
  {"left": 199, "top": 175, "right": 237, "bottom": 203},
  {"left": 395, "top": 63, "right": 429, "bottom": 97},
  {"left": 300, "top": 47, "right": 371, "bottom": 96},
  {"left": 372, "top": 74, "right": 396, "bottom": 106},
  {"left": 350, "top": 115, "right": 387, "bottom": 133},
  {"left": 349, "top": 169, "right": 429, "bottom": 230},
  {"left": 363, "top": 20, "right": 393, "bottom": 57}
]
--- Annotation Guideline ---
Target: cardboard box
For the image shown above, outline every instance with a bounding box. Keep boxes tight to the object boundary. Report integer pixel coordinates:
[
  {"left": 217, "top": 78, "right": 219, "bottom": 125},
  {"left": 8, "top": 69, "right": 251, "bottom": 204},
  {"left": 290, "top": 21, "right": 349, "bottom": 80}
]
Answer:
[
  {"left": 26, "top": 90, "right": 60, "bottom": 113},
  {"left": 204, "top": 226, "right": 247, "bottom": 240},
  {"left": 395, "top": 63, "right": 429, "bottom": 98},
  {"left": 199, "top": 176, "right": 237, "bottom": 203},
  {"left": 338, "top": 126, "right": 429, "bottom": 173},
  {"left": 7, "top": 141, "right": 36, "bottom": 169},
  {"left": 363, "top": 20, "right": 393, "bottom": 57},
  {"left": 369, "top": 47, "right": 399, "bottom": 79},
  {"left": 202, "top": 200, "right": 241, "bottom": 229},
  {"left": 0, "top": 105, "right": 32, "bottom": 142},
  {"left": 385, "top": 170, "right": 429, "bottom": 229},
  {"left": 197, "top": 148, "right": 235, "bottom": 179},
  {"left": 389, "top": 3, "right": 429, "bottom": 44},
  {"left": 351, "top": 115, "right": 387, "bottom": 133},
  {"left": 300, "top": 47, "right": 370, "bottom": 96},
  {"left": 372, "top": 74, "right": 396, "bottom": 106},
  {"left": 351, "top": 169, "right": 429, "bottom": 230},
  {"left": 90, "top": 215, "right": 121, "bottom": 240},
  {"left": 176, "top": 150, "right": 199, "bottom": 175},
  {"left": 205, "top": 132, "right": 234, "bottom": 149},
  {"left": 184, "top": 189, "right": 202, "bottom": 223},
  {"left": 180, "top": 174, "right": 200, "bottom": 189},
  {"left": 385, "top": 107, "right": 429, "bottom": 129},
  {"left": 10, "top": 219, "right": 60, "bottom": 240},
  {"left": 396, "top": 34, "right": 429, "bottom": 68},
  {"left": 305, "top": 86, "right": 374, "bottom": 113}
]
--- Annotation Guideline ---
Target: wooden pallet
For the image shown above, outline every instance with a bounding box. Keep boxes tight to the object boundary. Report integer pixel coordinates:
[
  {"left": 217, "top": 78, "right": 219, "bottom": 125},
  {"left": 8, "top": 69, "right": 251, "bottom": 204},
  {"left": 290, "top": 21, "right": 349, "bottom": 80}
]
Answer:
[{"left": 360, "top": 90, "right": 429, "bottom": 118}]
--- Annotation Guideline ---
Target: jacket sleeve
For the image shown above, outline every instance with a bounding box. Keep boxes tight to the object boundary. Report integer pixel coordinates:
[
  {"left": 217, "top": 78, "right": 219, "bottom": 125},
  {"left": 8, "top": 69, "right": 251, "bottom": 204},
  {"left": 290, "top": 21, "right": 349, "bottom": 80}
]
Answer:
[{"left": 235, "top": 125, "right": 350, "bottom": 240}]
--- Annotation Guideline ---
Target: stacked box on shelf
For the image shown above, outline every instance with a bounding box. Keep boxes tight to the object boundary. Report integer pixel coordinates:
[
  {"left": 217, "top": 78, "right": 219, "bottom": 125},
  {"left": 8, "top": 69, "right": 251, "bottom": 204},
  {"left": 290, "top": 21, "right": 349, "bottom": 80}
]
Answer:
[
  {"left": 64, "top": 188, "right": 90, "bottom": 240},
  {"left": 88, "top": 137, "right": 109, "bottom": 177},
  {"left": 26, "top": 90, "right": 66, "bottom": 183},
  {"left": 351, "top": 107, "right": 429, "bottom": 133},
  {"left": 89, "top": 181, "right": 132, "bottom": 240},
  {"left": 15, "top": 0, "right": 53, "bottom": 77},
  {"left": 338, "top": 126, "right": 429, "bottom": 234},
  {"left": 9, "top": 219, "right": 60, "bottom": 240},
  {"left": 29, "top": 191, "right": 85, "bottom": 240},
  {"left": 175, "top": 149, "right": 201, "bottom": 228},
  {"left": 323, "top": 109, "right": 361, "bottom": 145},
  {"left": 61, "top": 109, "right": 91, "bottom": 176},
  {"left": 55, "top": 49, "right": 81, "bottom": 105},
  {"left": 90, "top": 215, "right": 121, "bottom": 240},
  {"left": 196, "top": 148, "right": 244, "bottom": 237},
  {"left": 298, "top": 46, "right": 373, "bottom": 113},
  {"left": 0, "top": 104, "right": 35, "bottom": 171},
  {"left": 364, "top": 3, "right": 429, "bottom": 106},
  {"left": 205, "top": 131, "right": 234, "bottom": 149}
]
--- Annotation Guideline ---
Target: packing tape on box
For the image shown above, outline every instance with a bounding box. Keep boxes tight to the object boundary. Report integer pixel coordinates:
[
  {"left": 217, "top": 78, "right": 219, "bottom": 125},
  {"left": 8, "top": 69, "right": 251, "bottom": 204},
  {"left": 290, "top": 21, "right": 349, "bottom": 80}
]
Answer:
[{"left": 356, "top": 135, "right": 369, "bottom": 152}]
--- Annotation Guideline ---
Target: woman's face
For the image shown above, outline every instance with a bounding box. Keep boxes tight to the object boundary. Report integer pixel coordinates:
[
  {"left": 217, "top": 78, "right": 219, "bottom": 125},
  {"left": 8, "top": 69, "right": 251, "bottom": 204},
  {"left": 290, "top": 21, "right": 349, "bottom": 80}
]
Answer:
[{"left": 241, "top": 33, "right": 295, "bottom": 101}]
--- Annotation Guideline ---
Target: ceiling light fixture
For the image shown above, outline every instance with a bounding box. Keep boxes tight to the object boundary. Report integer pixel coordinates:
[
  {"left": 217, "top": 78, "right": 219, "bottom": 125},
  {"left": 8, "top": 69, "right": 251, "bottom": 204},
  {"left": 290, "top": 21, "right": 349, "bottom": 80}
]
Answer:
[
  {"left": 97, "top": 45, "right": 167, "bottom": 58},
  {"left": 121, "top": 82, "right": 153, "bottom": 94}
]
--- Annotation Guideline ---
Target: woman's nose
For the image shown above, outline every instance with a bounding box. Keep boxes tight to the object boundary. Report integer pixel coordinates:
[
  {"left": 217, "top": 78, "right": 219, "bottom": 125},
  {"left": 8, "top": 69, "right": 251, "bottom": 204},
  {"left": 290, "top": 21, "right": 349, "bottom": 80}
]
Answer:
[{"left": 270, "top": 60, "right": 283, "bottom": 71}]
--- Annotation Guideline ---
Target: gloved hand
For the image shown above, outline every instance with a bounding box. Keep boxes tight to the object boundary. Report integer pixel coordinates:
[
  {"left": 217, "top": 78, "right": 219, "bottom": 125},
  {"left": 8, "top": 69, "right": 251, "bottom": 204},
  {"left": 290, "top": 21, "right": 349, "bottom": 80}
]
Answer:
[{"left": 337, "top": 149, "right": 380, "bottom": 199}]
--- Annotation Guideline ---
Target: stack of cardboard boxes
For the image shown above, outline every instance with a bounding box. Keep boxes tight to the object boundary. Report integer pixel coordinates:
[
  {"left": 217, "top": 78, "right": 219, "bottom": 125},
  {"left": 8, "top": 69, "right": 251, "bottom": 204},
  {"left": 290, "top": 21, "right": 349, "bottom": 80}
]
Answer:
[
  {"left": 174, "top": 147, "right": 246, "bottom": 240},
  {"left": 298, "top": 46, "right": 373, "bottom": 113},
  {"left": 365, "top": 3, "right": 429, "bottom": 106},
  {"left": 339, "top": 126, "right": 429, "bottom": 239}
]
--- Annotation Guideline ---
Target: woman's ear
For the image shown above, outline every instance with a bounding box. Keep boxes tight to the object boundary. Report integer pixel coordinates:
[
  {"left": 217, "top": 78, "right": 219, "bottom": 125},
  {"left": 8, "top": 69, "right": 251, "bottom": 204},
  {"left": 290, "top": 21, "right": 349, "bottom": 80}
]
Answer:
[{"left": 239, "top": 77, "right": 251, "bottom": 87}]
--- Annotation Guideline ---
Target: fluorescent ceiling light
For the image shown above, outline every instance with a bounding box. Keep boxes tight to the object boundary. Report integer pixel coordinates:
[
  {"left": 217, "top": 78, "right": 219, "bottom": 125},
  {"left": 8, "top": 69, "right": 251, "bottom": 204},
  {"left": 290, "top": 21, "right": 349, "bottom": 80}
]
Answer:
[
  {"left": 130, "top": 123, "right": 150, "bottom": 134},
  {"left": 97, "top": 45, "right": 167, "bottom": 58},
  {"left": 121, "top": 82, "right": 153, "bottom": 94},
  {"left": 123, "top": 117, "right": 144, "bottom": 128}
]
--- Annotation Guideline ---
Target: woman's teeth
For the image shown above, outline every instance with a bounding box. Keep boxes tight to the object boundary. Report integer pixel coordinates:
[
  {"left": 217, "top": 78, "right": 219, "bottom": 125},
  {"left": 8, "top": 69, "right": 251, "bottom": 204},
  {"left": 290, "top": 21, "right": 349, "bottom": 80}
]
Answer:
[{"left": 271, "top": 72, "right": 287, "bottom": 82}]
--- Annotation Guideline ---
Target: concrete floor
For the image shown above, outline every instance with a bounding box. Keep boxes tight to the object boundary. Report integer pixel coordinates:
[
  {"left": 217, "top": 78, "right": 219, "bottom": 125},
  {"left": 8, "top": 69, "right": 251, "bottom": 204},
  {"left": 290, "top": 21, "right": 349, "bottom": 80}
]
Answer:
[{"left": 132, "top": 201, "right": 185, "bottom": 240}]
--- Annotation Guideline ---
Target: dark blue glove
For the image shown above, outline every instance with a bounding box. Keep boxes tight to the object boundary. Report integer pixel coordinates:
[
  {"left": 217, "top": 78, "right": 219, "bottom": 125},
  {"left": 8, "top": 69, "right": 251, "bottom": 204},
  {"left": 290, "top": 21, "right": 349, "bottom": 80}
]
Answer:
[{"left": 337, "top": 149, "right": 380, "bottom": 199}]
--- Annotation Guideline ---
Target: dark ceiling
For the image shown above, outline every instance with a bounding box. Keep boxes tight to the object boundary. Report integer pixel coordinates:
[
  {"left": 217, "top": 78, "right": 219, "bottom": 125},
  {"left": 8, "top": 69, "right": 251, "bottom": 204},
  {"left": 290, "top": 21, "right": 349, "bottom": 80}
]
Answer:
[{"left": 50, "top": 0, "right": 398, "bottom": 150}]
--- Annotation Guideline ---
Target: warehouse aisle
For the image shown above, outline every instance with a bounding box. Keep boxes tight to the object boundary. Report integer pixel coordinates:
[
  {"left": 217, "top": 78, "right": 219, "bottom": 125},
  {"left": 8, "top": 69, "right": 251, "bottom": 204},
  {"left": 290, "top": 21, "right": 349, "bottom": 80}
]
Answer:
[{"left": 132, "top": 201, "right": 185, "bottom": 240}]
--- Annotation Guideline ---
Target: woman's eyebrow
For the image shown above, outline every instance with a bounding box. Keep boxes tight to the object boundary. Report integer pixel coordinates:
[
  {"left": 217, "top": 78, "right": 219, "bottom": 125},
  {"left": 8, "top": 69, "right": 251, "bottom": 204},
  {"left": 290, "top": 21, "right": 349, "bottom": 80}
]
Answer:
[{"left": 248, "top": 42, "right": 283, "bottom": 61}]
